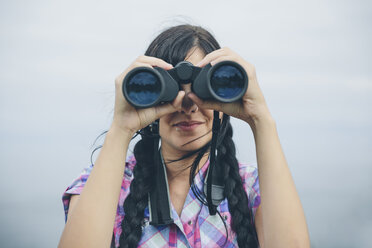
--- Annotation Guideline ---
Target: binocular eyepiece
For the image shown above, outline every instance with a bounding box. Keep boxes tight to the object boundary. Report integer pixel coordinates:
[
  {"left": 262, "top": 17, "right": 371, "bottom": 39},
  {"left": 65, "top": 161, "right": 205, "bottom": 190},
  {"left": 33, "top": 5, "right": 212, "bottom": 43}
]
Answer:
[{"left": 122, "top": 60, "right": 248, "bottom": 108}]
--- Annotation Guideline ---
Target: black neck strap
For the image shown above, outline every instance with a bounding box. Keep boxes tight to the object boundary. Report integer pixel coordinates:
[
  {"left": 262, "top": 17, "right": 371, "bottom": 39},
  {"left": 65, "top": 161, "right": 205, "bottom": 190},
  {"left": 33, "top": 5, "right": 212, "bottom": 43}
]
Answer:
[
  {"left": 148, "top": 111, "right": 225, "bottom": 225},
  {"left": 205, "top": 111, "right": 225, "bottom": 215},
  {"left": 148, "top": 147, "right": 174, "bottom": 226}
]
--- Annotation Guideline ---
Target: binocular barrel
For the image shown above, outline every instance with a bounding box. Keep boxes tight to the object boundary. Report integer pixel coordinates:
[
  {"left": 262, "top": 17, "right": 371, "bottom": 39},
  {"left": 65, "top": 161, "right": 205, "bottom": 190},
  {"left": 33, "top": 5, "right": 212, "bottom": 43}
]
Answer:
[{"left": 122, "top": 60, "right": 248, "bottom": 108}]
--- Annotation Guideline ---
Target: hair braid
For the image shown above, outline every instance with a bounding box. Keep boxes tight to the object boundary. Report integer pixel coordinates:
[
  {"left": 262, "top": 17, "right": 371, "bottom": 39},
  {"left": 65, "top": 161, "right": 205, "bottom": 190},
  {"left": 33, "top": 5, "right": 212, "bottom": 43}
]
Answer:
[
  {"left": 218, "top": 121, "right": 259, "bottom": 248},
  {"left": 119, "top": 133, "right": 157, "bottom": 248}
]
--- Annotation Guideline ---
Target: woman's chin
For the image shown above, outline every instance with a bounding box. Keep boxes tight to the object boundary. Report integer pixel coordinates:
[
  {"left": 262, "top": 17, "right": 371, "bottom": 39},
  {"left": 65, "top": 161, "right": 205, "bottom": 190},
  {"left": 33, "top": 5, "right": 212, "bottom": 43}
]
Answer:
[
  {"left": 177, "top": 138, "right": 210, "bottom": 152},
  {"left": 160, "top": 129, "right": 212, "bottom": 154}
]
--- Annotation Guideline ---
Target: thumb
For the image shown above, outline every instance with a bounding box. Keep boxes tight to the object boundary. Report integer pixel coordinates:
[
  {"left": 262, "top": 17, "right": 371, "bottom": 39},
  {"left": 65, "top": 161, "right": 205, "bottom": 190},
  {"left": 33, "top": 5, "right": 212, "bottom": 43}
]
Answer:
[{"left": 153, "top": 91, "right": 185, "bottom": 118}]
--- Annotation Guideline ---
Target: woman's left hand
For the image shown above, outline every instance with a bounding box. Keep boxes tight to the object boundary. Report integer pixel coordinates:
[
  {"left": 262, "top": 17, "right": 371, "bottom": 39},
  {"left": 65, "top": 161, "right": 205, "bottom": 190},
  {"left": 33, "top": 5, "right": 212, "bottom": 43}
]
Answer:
[{"left": 188, "top": 47, "right": 272, "bottom": 127}]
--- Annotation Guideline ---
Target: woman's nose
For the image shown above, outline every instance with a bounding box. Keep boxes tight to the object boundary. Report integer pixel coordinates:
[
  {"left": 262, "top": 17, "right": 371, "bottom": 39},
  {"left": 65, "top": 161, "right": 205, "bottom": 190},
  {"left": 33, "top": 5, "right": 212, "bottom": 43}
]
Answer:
[{"left": 180, "top": 85, "right": 198, "bottom": 114}]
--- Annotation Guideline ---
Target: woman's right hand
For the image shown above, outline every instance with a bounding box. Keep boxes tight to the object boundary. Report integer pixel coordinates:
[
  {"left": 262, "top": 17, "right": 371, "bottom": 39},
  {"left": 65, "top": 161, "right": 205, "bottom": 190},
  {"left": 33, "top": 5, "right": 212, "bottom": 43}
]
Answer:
[{"left": 111, "top": 56, "right": 185, "bottom": 136}]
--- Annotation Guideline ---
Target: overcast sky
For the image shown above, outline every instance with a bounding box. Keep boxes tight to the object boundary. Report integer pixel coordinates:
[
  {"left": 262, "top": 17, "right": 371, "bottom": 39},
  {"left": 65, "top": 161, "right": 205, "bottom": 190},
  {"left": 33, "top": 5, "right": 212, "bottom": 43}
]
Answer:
[{"left": 0, "top": 0, "right": 371, "bottom": 247}]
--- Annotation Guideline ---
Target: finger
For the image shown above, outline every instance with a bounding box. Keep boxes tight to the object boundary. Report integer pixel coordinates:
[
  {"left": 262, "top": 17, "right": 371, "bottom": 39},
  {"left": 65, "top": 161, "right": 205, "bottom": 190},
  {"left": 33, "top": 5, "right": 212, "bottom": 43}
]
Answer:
[
  {"left": 196, "top": 48, "right": 229, "bottom": 67},
  {"left": 209, "top": 55, "right": 256, "bottom": 82},
  {"left": 137, "top": 55, "right": 173, "bottom": 69},
  {"left": 115, "top": 62, "right": 153, "bottom": 85},
  {"left": 133, "top": 61, "right": 153, "bottom": 68},
  {"left": 209, "top": 55, "right": 236, "bottom": 66},
  {"left": 154, "top": 91, "right": 186, "bottom": 118}
]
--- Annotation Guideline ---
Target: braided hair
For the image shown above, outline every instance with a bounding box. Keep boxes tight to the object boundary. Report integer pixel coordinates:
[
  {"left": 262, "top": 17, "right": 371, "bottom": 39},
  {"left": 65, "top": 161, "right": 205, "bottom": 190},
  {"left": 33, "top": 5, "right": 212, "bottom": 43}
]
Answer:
[
  {"left": 218, "top": 115, "right": 259, "bottom": 247},
  {"left": 118, "top": 126, "right": 158, "bottom": 247},
  {"left": 119, "top": 24, "right": 259, "bottom": 247}
]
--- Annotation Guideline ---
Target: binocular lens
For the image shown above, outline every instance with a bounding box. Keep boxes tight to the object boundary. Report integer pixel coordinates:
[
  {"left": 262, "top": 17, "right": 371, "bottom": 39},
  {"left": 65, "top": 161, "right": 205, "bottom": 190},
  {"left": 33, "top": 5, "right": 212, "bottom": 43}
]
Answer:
[
  {"left": 210, "top": 65, "right": 245, "bottom": 100},
  {"left": 125, "top": 71, "right": 161, "bottom": 106}
]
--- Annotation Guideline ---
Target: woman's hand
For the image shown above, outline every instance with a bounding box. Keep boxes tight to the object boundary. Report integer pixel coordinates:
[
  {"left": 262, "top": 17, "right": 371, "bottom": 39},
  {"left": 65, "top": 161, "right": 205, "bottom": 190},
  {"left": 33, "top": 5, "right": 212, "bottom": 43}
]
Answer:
[
  {"left": 112, "top": 56, "right": 185, "bottom": 135},
  {"left": 188, "top": 47, "right": 273, "bottom": 128}
]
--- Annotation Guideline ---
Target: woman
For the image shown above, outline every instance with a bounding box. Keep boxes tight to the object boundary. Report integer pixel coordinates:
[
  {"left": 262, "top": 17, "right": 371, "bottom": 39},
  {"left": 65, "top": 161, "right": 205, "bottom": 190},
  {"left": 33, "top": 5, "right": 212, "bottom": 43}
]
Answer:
[{"left": 58, "top": 24, "right": 310, "bottom": 248}]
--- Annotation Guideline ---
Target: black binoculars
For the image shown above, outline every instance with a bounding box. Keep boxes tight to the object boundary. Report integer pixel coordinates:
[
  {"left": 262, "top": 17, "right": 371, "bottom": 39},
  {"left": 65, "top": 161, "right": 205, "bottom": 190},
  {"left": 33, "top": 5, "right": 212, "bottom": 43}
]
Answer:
[{"left": 122, "top": 60, "right": 248, "bottom": 108}]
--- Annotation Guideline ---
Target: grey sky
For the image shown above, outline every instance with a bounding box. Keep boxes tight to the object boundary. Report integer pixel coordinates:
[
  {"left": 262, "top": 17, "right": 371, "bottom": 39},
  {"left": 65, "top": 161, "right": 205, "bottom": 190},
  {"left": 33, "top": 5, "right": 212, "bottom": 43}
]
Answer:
[{"left": 0, "top": 0, "right": 371, "bottom": 247}]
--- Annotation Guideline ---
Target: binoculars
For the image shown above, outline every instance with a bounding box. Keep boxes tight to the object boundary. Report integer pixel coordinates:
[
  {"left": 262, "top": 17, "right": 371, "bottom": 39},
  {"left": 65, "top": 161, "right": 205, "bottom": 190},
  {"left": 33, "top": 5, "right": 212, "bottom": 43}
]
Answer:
[{"left": 122, "top": 60, "right": 248, "bottom": 108}]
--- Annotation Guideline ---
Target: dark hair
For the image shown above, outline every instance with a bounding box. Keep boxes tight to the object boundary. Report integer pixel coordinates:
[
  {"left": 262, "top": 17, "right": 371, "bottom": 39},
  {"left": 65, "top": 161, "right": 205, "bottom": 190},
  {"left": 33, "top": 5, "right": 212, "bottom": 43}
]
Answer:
[{"left": 118, "top": 24, "right": 259, "bottom": 248}]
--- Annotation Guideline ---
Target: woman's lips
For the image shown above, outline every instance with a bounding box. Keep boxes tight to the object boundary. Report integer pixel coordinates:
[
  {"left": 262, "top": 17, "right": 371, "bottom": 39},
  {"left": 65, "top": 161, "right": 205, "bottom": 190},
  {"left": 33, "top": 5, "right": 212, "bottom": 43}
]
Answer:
[{"left": 173, "top": 121, "right": 204, "bottom": 131}]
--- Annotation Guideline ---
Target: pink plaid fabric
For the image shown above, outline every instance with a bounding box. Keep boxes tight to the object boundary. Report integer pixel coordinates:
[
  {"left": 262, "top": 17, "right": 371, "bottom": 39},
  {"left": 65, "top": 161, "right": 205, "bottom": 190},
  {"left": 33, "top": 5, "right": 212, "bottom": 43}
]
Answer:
[{"left": 63, "top": 155, "right": 260, "bottom": 247}]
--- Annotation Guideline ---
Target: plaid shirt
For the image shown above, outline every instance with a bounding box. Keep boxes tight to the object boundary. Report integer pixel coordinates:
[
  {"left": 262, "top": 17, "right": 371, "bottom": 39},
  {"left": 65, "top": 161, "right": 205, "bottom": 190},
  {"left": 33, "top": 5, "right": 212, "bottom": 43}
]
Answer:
[{"left": 63, "top": 155, "right": 260, "bottom": 247}]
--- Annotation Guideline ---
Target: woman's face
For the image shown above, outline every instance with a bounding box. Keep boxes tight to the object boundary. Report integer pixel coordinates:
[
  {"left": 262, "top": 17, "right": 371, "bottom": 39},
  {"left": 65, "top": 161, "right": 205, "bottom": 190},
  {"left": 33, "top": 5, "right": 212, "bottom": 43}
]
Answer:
[{"left": 159, "top": 47, "right": 214, "bottom": 156}]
